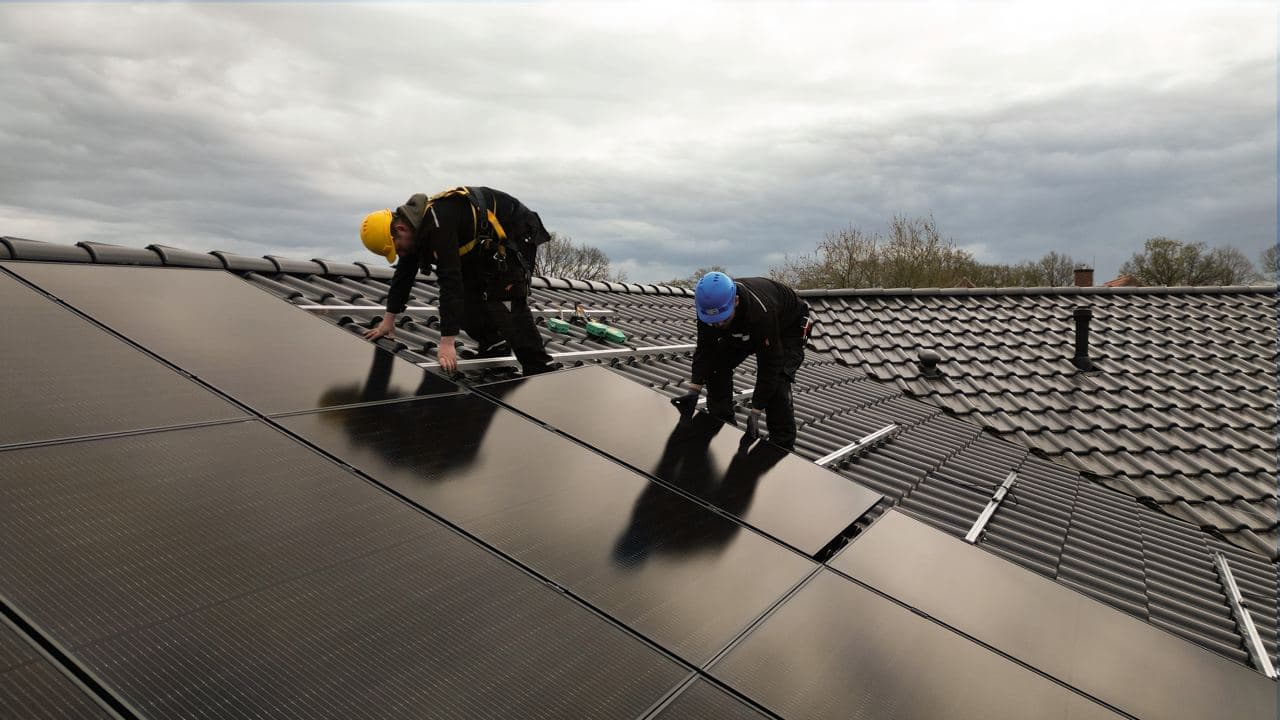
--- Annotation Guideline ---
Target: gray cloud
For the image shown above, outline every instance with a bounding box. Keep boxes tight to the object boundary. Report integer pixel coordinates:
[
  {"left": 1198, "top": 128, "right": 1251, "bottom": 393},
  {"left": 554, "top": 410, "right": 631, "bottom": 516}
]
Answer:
[{"left": 0, "top": 3, "right": 1273, "bottom": 283}]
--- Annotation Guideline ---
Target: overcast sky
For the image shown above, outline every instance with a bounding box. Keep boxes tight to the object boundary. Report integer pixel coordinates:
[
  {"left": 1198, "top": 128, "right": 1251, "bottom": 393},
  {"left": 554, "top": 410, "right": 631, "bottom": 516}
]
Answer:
[{"left": 1, "top": 2, "right": 1274, "bottom": 283}]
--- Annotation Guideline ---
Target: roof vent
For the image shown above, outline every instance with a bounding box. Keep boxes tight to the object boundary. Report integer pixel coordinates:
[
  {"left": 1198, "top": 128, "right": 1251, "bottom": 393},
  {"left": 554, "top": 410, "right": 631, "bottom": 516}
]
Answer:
[
  {"left": 918, "top": 350, "right": 943, "bottom": 378},
  {"left": 1072, "top": 307, "right": 1094, "bottom": 371}
]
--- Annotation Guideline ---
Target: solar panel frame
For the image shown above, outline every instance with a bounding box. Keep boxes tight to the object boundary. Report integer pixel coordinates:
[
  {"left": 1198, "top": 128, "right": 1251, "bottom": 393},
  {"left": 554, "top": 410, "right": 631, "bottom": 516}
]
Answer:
[
  {"left": 830, "top": 509, "right": 1278, "bottom": 720},
  {"left": 0, "top": 420, "right": 689, "bottom": 718},
  {"left": 480, "top": 365, "right": 883, "bottom": 556},
  {"left": 279, "top": 392, "right": 817, "bottom": 666},
  {"left": 0, "top": 270, "right": 245, "bottom": 449},
  {"left": 709, "top": 569, "right": 1126, "bottom": 720},
  {"left": 2, "top": 262, "right": 458, "bottom": 415}
]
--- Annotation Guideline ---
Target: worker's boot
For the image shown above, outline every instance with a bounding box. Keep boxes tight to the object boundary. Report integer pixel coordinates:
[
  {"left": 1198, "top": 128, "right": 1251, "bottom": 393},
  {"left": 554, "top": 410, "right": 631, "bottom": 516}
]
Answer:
[
  {"left": 521, "top": 361, "right": 563, "bottom": 376},
  {"left": 475, "top": 340, "right": 511, "bottom": 359}
]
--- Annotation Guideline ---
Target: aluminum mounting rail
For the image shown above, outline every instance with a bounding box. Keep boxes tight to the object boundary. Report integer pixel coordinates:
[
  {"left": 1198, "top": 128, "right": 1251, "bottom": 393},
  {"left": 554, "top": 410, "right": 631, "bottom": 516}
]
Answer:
[
  {"left": 964, "top": 471, "right": 1019, "bottom": 544},
  {"left": 417, "top": 343, "right": 697, "bottom": 370},
  {"left": 814, "top": 423, "right": 898, "bottom": 467},
  {"left": 1213, "top": 552, "right": 1278, "bottom": 678},
  {"left": 696, "top": 388, "right": 754, "bottom": 408},
  {"left": 296, "top": 304, "right": 613, "bottom": 315}
]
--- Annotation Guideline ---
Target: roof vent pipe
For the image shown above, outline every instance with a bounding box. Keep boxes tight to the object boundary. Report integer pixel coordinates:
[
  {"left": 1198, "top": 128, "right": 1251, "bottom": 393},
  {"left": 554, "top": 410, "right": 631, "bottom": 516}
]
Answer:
[
  {"left": 918, "top": 350, "right": 942, "bottom": 378},
  {"left": 1072, "top": 307, "right": 1094, "bottom": 371}
]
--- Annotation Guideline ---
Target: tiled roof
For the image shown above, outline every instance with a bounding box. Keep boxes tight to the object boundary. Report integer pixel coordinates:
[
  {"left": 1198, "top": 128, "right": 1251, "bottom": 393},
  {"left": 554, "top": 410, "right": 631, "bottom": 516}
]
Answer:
[
  {"left": 799, "top": 285, "right": 1279, "bottom": 559},
  {"left": 3, "top": 237, "right": 1277, "bottom": 694}
]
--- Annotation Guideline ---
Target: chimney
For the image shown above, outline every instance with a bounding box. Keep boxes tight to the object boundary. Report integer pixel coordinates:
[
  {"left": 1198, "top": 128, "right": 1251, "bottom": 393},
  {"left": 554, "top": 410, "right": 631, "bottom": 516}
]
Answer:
[
  {"left": 1072, "top": 307, "right": 1094, "bottom": 371},
  {"left": 918, "top": 350, "right": 943, "bottom": 379},
  {"left": 1073, "top": 264, "right": 1094, "bottom": 287}
]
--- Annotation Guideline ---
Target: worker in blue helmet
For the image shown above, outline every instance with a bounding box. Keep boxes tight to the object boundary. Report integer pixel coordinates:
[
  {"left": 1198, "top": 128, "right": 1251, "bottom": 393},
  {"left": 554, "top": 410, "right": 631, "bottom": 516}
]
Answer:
[{"left": 670, "top": 272, "right": 810, "bottom": 450}]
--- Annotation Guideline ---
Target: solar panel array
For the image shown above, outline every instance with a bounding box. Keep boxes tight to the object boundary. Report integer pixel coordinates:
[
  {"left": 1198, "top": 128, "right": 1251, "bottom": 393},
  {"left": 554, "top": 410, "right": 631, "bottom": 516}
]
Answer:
[{"left": 1, "top": 261, "right": 1274, "bottom": 719}]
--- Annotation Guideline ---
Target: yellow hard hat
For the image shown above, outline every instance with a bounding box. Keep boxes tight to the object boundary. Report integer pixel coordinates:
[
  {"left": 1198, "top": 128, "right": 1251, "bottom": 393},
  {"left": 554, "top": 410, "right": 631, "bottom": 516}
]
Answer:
[{"left": 360, "top": 209, "right": 396, "bottom": 263}]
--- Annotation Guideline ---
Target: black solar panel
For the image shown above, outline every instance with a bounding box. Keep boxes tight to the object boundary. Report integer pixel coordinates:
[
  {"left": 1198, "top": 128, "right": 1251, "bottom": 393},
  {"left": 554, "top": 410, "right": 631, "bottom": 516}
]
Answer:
[
  {"left": 482, "top": 365, "right": 882, "bottom": 556},
  {"left": 651, "top": 679, "right": 775, "bottom": 719},
  {"left": 831, "top": 509, "right": 1278, "bottom": 720},
  {"left": 710, "top": 570, "right": 1125, "bottom": 720},
  {"left": 0, "top": 270, "right": 244, "bottom": 448},
  {"left": 2, "top": 262, "right": 457, "bottom": 414},
  {"left": 0, "top": 421, "right": 687, "bottom": 718},
  {"left": 0, "top": 620, "right": 113, "bottom": 719},
  {"left": 281, "top": 393, "right": 816, "bottom": 665}
]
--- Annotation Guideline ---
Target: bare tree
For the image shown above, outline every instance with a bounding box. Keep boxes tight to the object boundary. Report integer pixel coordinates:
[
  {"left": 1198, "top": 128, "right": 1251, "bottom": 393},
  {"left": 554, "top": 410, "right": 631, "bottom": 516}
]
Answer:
[
  {"left": 769, "top": 214, "right": 1088, "bottom": 289},
  {"left": 879, "top": 215, "right": 973, "bottom": 287},
  {"left": 1260, "top": 244, "right": 1278, "bottom": 281},
  {"left": 534, "top": 232, "right": 626, "bottom": 282},
  {"left": 770, "top": 215, "right": 972, "bottom": 289},
  {"left": 771, "top": 226, "right": 879, "bottom": 289},
  {"left": 966, "top": 251, "right": 1080, "bottom": 287},
  {"left": 1119, "top": 237, "right": 1261, "bottom": 285},
  {"left": 1031, "top": 251, "right": 1078, "bottom": 286},
  {"left": 662, "top": 265, "right": 729, "bottom": 289}
]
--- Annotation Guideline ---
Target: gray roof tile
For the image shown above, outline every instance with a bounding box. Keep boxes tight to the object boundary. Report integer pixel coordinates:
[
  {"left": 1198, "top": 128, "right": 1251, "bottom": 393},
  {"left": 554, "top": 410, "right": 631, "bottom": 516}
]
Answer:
[{"left": 804, "top": 288, "right": 1279, "bottom": 555}]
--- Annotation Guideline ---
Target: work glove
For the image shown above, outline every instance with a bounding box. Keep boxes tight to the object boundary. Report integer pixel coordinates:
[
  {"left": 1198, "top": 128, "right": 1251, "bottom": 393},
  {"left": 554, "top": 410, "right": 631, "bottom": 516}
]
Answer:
[
  {"left": 744, "top": 411, "right": 761, "bottom": 442},
  {"left": 670, "top": 389, "right": 700, "bottom": 415}
]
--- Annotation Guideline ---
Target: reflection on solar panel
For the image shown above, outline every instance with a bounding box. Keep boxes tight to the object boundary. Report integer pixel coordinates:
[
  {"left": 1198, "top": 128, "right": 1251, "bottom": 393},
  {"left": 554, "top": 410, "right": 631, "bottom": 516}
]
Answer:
[
  {"left": 2, "top": 262, "right": 457, "bottom": 414},
  {"left": 711, "top": 570, "right": 1124, "bottom": 720},
  {"left": 0, "top": 620, "right": 113, "bottom": 720},
  {"left": 651, "top": 679, "right": 774, "bottom": 719},
  {"left": 281, "top": 392, "right": 816, "bottom": 665},
  {"left": 483, "top": 365, "right": 882, "bottom": 556},
  {"left": 0, "top": 421, "right": 687, "bottom": 718},
  {"left": 0, "top": 270, "right": 243, "bottom": 448},
  {"left": 831, "top": 510, "right": 1278, "bottom": 720}
]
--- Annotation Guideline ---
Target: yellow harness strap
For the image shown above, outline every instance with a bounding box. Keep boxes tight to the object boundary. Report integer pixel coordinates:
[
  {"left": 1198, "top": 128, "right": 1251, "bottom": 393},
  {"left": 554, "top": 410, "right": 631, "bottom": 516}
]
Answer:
[{"left": 426, "top": 187, "right": 507, "bottom": 257}]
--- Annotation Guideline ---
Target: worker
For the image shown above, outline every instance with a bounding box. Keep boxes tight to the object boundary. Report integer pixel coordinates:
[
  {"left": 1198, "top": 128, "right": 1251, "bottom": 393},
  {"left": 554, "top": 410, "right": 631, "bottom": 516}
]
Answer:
[
  {"left": 359, "top": 187, "right": 558, "bottom": 375},
  {"left": 670, "top": 272, "right": 809, "bottom": 450}
]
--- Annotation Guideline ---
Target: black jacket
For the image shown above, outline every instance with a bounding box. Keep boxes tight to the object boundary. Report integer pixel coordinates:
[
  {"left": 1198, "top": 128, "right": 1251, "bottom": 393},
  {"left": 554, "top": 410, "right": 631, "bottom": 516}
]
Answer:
[
  {"left": 385, "top": 188, "right": 542, "bottom": 336},
  {"left": 690, "top": 277, "right": 806, "bottom": 409}
]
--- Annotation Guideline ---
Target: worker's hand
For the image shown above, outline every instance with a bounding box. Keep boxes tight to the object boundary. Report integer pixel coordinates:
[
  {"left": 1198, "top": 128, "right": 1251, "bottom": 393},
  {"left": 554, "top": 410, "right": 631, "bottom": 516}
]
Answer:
[
  {"left": 437, "top": 337, "right": 458, "bottom": 374},
  {"left": 670, "top": 387, "right": 701, "bottom": 415},
  {"left": 363, "top": 316, "right": 396, "bottom": 341},
  {"left": 743, "top": 409, "right": 761, "bottom": 442}
]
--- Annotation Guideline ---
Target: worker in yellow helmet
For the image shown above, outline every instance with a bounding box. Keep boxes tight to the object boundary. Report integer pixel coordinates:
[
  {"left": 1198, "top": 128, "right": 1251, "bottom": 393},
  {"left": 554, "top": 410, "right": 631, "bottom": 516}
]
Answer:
[{"left": 359, "top": 187, "right": 558, "bottom": 375}]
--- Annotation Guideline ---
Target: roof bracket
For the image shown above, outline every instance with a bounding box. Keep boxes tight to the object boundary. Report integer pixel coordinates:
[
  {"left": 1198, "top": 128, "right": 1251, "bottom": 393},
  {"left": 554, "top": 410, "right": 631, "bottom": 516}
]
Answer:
[
  {"left": 297, "top": 304, "right": 613, "bottom": 316},
  {"left": 1213, "top": 552, "right": 1278, "bottom": 678},
  {"left": 964, "top": 471, "right": 1018, "bottom": 544},
  {"left": 696, "top": 387, "right": 754, "bottom": 408},
  {"left": 815, "top": 423, "right": 899, "bottom": 467},
  {"left": 418, "top": 343, "right": 697, "bottom": 371}
]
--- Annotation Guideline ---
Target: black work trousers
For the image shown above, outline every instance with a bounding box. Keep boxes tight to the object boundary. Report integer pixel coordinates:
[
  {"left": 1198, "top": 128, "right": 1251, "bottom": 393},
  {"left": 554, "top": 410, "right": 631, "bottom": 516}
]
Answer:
[
  {"left": 704, "top": 335, "right": 805, "bottom": 450},
  {"left": 461, "top": 296, "right": 554, "bottom": 373}
]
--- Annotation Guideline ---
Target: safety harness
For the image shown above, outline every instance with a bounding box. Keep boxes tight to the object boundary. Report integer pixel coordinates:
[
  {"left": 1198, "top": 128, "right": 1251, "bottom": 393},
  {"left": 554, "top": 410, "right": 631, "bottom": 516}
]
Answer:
[{"left": 422, "top": 186, "right": 510, "bottom": 259}]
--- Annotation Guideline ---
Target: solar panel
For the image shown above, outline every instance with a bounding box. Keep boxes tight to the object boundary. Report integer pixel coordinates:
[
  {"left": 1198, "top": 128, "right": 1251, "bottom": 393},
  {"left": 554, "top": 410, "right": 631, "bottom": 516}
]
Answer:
[
  {"left": 0, "top": 421, "right": 687, "bottom": 718},
  {"left": 2, "top": 263, "right": 457, "bottom": 414},
  {"left": 280, "top": 392, "right": 816, "bottom": 665},
  {"left": 0, "top": 620, "right": 114, "bottom": 720},
  {"left": 710, "top": 569, "right": 1125, "bottom": 720},
  {"left": 482, "top": 365, "right": 882, "bottom": 556},
  {"left": 651, "top": 679, "right": 775, "bottom": 719},
  {"left": 830, "top": 509, "right": 1278, "bottom": 720},
  {"left": 0, "top": 271, "right": 244, "bottom": 448}
]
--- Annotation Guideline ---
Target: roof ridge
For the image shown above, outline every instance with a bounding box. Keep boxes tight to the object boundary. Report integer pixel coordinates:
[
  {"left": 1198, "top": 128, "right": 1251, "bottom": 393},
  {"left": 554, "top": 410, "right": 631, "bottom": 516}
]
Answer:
[
  {"left": 0, "top": 237, "right": 697, "bottom": 297},
  {"left": 798, "top": 284, "right": 1279, "bottom": 297}
]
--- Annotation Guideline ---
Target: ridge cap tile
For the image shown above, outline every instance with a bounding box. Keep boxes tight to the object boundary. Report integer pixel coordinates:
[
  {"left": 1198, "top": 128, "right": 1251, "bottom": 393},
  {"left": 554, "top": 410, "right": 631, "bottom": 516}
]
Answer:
[
  {"left": 2, "top": 237, "right": 93, "bottom": 262},
  {"left": 210, "top": 250, "right": 278, "bottom": 273},
  {"left": 146, "top": 244, "right": 225, "bottom": 269},
  {"left": 76, "top": 241, "right": 163, "bottom": 266}
]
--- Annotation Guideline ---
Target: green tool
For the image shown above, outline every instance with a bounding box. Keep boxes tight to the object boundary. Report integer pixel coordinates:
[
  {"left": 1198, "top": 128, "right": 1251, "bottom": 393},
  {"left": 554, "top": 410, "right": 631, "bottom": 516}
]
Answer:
[
  {"left": 545, "top": 317, "right": 573, "bottom": 334},
  {"left": 585, "top": 320, "right": 627, "bottom": 344}
]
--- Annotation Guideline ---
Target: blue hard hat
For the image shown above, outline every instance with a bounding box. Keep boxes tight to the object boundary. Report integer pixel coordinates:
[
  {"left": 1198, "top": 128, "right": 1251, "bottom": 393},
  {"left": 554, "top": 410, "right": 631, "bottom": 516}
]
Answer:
[{"left": 695, "top": 271, "right": 737, "bottom": 324}]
